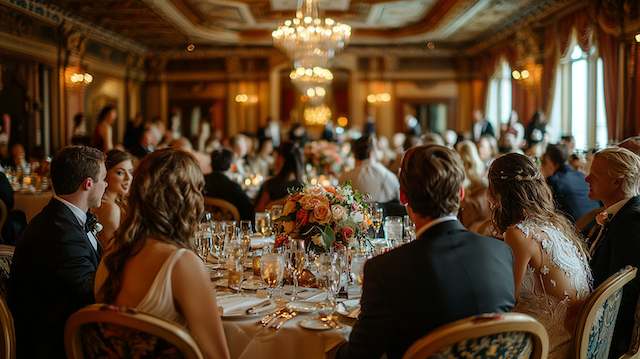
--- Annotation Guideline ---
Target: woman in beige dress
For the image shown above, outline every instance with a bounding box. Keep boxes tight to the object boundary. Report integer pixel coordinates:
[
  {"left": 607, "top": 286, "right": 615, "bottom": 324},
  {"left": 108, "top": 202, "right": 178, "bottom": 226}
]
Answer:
[{"left": 95, "top": 149, "right": 230, "bottom": 359}]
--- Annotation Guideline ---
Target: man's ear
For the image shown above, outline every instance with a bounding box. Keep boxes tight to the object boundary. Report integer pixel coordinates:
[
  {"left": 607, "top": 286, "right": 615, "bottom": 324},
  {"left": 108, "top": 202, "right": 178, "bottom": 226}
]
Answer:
[
  {"left": 459, "top": 186, "right": 465, "bottom": 203},
  {"left": 400, "top": 189, "right": 408, "bottom": 206},
  {"left": 82, "top": 177, "right": 94, "bottom": 191}
]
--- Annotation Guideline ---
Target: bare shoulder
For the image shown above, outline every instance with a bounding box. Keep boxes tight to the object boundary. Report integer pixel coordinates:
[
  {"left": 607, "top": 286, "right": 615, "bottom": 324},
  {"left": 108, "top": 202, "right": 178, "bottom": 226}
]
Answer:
[
  {"left": 173, "top": 248, "right": 205, "bottom": 277},
  {"left": 504, "top": 225, "right": 535, "bottom": 251}
]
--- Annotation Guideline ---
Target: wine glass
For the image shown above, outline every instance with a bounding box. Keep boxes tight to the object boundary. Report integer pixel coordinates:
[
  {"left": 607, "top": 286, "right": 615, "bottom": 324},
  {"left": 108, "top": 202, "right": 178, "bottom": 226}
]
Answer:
[
  {"left": 211, "top": 221, "right": 226, "bottom": 259},
  {"left": 371, "top": 205, "right": 383, "bottom": 238},
  {"left": 196, "top": 223, "right": 212, "bottom": 262},
  {"left": 255, "top": 212, "right": 272, "bottom": 237},
  {"left": 384, "top": 216, "right": 403, "bottom": 248},
  {"left": 403, "top": 215, "right": 416, "bottom": 242},
  {"left": 240, "top": 220, "right": 253, "bottom": 235},
  {"left": 288, "top": 239, "right": 306, "bottom": 300},
  {"left": 260, "top": 253, "right": 285, "bottom": 299}
]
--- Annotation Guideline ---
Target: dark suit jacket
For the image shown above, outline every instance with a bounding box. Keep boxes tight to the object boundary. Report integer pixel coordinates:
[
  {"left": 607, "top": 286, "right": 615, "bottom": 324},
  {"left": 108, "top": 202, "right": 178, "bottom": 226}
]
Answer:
[
  {"left": 590, "top": 195, "right": 640, "bottom": 358},
  {"left": 0, "top": 171, "right": 14, "bottom": 210},
  {"left": 547, "top": 164, "right": 601, "bottom": 222},
  {"left": 9, "top": 199, "right": 101, "bottom": 358},
  {"left": 337, "top": 220, "right": 515, "bottom": 359},
  {"left": 204, "top": 171, "right": 255, "bottom": 221}
]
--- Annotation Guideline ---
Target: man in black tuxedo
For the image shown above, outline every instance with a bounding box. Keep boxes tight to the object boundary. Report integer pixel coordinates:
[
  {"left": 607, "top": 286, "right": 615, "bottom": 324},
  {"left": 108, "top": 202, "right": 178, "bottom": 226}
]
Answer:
[
  {"left": 9, "top": 146, "right": 107, "bottom": 358},
  {"left": 586, "top": 147, "right": 640, "bottom": 358},
  {"left": 204, "top": 148, "right": 254, "bottom": 221},
  {"left": 472, "top": 110, "right": 495, "bottom": 142},
  {"left": 541, "top": 143, "right": 600, "bottom": 222},
  {"left": 337, "top": 145, "right": 515, "bottom": 359}
]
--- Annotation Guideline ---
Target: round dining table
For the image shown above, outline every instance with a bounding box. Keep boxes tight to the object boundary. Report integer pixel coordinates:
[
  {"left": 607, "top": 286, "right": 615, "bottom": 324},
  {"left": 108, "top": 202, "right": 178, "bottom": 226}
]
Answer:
[{"left": 14, "top": 190, "right": 52, "bottom": 222}]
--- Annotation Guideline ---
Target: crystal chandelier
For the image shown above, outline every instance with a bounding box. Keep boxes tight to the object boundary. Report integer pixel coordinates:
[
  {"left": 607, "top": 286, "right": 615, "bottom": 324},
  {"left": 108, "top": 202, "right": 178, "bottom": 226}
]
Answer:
[
  {"left": 289, "top": 66, "right": 333, "bottom": 99},
  {"left": 272, "top": 0, "right": 351, "bottom": 69}
]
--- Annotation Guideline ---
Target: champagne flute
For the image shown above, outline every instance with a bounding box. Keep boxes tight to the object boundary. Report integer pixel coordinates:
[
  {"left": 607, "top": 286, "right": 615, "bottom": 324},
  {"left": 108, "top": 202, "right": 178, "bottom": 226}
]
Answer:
[
  {"left": 255, "top": 212, "right": 272, "bottom": 236},
  {"left": 288, "top": 239, "right": 306, "bottom": 300},
  {"left": 212, "top": 221, "right": 226, "bottom": 259},
  {"left": 260, "top": 253, "right": 285, "bottom": 299},
  {"left": 197, "top": 223, "right": 213, "bottom": 262},
  {"left": 371, "top": 205, "right": 383, "bottom": 238}
]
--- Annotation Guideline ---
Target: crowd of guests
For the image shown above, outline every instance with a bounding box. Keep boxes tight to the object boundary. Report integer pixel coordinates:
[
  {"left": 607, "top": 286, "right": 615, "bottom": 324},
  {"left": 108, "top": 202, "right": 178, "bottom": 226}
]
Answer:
[{"left": 5, "top": 105, "right": 640, "bottom": 359}]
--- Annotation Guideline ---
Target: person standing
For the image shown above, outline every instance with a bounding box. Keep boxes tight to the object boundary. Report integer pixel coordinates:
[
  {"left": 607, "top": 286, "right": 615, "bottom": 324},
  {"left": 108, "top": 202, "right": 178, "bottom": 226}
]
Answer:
[
  {"left": 9, "top": 146, "right": 107, "bottom": 358},
  {"left": 92, "top": 105, "right": 117, "bottom": 152}
]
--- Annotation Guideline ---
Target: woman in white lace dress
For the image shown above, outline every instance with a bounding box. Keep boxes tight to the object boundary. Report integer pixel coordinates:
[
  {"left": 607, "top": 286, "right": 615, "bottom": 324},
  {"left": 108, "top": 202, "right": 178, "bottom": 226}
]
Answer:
[{"left": 487, "top": 153, "right": 592, "bottom": 358}]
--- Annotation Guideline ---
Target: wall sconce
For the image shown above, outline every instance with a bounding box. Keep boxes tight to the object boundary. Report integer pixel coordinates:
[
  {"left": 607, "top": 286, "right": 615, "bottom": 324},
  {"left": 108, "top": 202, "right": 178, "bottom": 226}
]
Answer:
[
  {"left": 511, "top": 61, "right": 540, "bottom": 88},
  {"left": 235, "top": 94, "right": 258, "bottom": 104},
  {"left": 66, "top": 67, "right": 93, "bottom": 86},
  {"left": 636, "top": 33, "right": 640, "bottom": 43},
  {"left": 367, "top": 92, "right": 391, "bottom": 104}
]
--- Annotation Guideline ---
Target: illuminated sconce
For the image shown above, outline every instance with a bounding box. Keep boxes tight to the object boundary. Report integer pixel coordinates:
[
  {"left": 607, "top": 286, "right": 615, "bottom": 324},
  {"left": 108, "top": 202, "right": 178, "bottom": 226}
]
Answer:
[
  {"left": 636, "top": 33, "right": 640, "bottom": 43},
  {"left": 66, "top": 68, "right": 93, "bottom": 86},
  {"left": 367, "top": 92, "right": 391, "bottom": 104},
  {"left": 337, "top": 116, "right": 348, "bottom": 127},
  {"left": 512, "top": 70, "right": 521, "bottom": 80},
  {"left": 235, "top": 94, "right": 258, "bottom": 104}
]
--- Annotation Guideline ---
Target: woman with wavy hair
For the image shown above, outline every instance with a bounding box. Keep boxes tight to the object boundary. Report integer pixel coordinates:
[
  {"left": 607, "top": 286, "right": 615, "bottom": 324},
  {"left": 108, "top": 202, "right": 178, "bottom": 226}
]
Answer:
[
  {"left": 95, "top": 149, "right": 230, "bottom": 359},
  {"left": 93, "top": 149, "right": 133, "bottom": 248},
  {"left": 456, "top": 141, "right": 489, "bottom": 231},
  {"left": 487, "top": 153, "right": 592, "bottom": 358}
]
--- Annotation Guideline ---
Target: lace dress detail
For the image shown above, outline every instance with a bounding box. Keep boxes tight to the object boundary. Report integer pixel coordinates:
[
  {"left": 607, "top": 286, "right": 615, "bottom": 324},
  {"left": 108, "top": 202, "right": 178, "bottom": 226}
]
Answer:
[{"left": 512, "top": 220, "right": 593, "bottom": 359}]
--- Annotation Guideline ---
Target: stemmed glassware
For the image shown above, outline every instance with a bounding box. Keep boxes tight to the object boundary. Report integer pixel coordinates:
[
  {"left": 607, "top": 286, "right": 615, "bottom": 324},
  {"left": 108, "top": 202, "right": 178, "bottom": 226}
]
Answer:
[
  {"left": 260, "top": 253, "right": 285, "bottom": 299},
  {"left": 255, "top": 212, "right": 272, "bottom": 236},
  {"left": 350, "top": 254, "right": 366, "bottom": 286},
  {"left": 226, "top": 241, "right": 244, "bottom": 292},
  {"left": 384, "top": 216, "right": 403, "bottom": 248},
  {"left": 403, "top": 215, "right": 416, "bottom": 242},
  {"left": 371, "top": 204, "right": 383, "bottom": 238},
  {"left": 240, "top": 220, "right": 252, "bottom": 259},
  {"left": 195, "top": 212, "right": 213, "bottom": 262},
  {"left": 211, "top": 221, "right": 226, "bottom": 260},
  {"left": 287, "top": 239, "right": 306, "bottom": 300}
]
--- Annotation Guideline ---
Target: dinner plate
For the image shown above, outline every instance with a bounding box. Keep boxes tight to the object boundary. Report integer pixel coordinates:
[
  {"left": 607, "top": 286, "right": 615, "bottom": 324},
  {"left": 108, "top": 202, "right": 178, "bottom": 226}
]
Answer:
[
  {"left": 286, "top": 301, "right": 319, "bottom": 313},
  {"left": 336, "top": 301, "right": 360, "bottom": 319},
  {"left": 241, "top": 279, "right": 267, "bottom": 291},
  {"left": 299, "top": 318, "right": 333, "bottom": 330}
]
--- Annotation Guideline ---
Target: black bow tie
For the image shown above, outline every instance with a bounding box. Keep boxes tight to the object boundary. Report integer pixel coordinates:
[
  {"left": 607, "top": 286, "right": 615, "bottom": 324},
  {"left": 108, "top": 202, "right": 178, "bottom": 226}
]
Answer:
[{"left": 85, "top": 212, "right": 98, "bottom": 233}]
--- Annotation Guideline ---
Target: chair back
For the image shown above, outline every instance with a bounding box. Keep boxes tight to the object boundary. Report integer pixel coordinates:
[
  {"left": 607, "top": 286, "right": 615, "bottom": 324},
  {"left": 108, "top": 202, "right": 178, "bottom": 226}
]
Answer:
[
  {"left": 0, "top": 296, "right": 15, "bottom": 359},
  {"left": 403, "top": 313, "right": 548, "bottom": 359},
  {"left": 0, "top": 200, "right": 7, "bottom": 232},
  {"left": 65, "top": 304, "right": 203, "bottom": 359},
  {"left": 624, "top": 294, "right": 640, "bottom": 359},
  {"left": 0, "top": 245, "right": 14, "bottom": 299},
  {"left": 204, "top": 197, "right": 240, "bottom": 222},
  {"left": 574, "top": 265, "right": 637, "bottom": 359}
]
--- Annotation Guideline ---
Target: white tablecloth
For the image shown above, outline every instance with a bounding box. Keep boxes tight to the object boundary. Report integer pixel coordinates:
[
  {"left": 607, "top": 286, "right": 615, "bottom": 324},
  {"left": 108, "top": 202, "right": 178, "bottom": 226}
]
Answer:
[
  {"left": 218, "top": 289, "right": 351, "bottom": 359},
  {"left": 14, "top": 191, "right": 52, "bottom": 221}
]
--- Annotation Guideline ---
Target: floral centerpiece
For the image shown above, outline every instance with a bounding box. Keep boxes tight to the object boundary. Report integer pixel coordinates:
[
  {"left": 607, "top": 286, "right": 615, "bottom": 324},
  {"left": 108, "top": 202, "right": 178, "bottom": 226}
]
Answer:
[
  {"left": 275, "top": 184, "right": 371, "bottom": 252},
  {"left": 304, "top": 141, "right": 343, "bottom": 176}
]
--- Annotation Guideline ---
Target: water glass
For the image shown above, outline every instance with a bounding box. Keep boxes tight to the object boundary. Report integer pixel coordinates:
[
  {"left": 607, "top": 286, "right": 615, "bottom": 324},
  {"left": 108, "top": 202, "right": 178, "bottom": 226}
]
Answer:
[
  {"left": 287, "top": 239, "right": 306, "bottom": 300},
  {"left": 211, "top": 221, "right": 226, "bottom": 259},
  {"left": 260, "top": 253, "right": 285, "bottom": 299},
  {"left": 227, "top": 259, "right": 243, "bottom": 293},
  {"left": 403, "top": 215, "right": 416, "bottom": 242},
  {"left": 384, "top": 216, "right": 403, "bottom": 247},
  {"left": 255, "top": 212, "right": 272, "bottom": 236},
  {"left": 351, "top": 254, "right": 366, "bottom": 286},
  {"left": 195, "top": 223, "right": 213, "bottom": 262},
  {"left": 371, "top": 205, "right": 383, "bottom": 237}
]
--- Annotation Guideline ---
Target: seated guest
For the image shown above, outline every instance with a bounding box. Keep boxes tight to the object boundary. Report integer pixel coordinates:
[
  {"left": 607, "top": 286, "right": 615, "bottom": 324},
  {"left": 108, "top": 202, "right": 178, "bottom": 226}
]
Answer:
[
  {"left": 488, "top": 153, "right": 592, "bottom": 358},
  {"left": 129, "top": 123, "right": 157, "bottom": 160},
  {"left": 337, "top": 145, "right": 515, "bottom": 359},
  {"left": 93, "top": 150, "right": 134, "bottom": 248},
  {"left": 455, "top": 140, "right": 489, "bottom": 232},
  {"left": 0, "top": 170, "right": 25, "bottom": 245},
  {"left": 9, "top": 146, "right": 106, "bottom": 358},
  {"left": 170, "top": 137, "right": 212, "bottom": 175},
  {"left": 254, "top": 141, "right": 304, "bottom": 212},
  {"left": 541, "top": 143, "right": 600, "bottom": 222},
  {"left": 339, "top": 136, "right": 399, "bottom": 203},
  {"left": 586, "top": 147, "right": 640, "bottom": 358},
  {"left": 10, "top": 143, "right": 27, "bottom": 169},
  {"left": 204, "top": 149, "right": 254, "bottom": 221},
  {"left": 95, "top": 149, "right": 230, "bottom": 359},
  {"left": 618, "top": 136, "right": 640, "bottom": 156}
]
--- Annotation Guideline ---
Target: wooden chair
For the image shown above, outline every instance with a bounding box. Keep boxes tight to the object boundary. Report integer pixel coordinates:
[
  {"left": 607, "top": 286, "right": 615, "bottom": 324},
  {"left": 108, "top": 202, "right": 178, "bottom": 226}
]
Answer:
[
  {"left": 204, "top": 197, "right": 240, "bottom": 222},
  {"left": 403, "top": 313, "right": 549, "bottom": 359},
  {"left": 0, "top": 245, "right": 14, "bottom": 299},
  {"left": 0, "top": 295, "right": 15, "bottom": 359},
  {"left": 65, "top": 304, "right": 203, "bottom": 359},
  {"left": 574, "top": 266, "right": 637, "bottom": 359}
]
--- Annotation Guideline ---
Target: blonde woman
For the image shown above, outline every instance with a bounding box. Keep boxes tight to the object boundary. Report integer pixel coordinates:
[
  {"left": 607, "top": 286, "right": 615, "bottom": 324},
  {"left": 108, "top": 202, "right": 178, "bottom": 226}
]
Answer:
[
  {"left": 95, "top": 149, "right": 230, "bottom": 359},
  {"left": 456, "top": 140, "right": 489, "bottom": 231}
]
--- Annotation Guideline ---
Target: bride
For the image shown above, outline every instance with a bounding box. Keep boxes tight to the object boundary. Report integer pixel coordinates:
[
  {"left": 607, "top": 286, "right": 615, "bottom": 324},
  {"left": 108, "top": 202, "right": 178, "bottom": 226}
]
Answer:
[{"left": 487, "top": 153, "right": 592, "bottom": 358}]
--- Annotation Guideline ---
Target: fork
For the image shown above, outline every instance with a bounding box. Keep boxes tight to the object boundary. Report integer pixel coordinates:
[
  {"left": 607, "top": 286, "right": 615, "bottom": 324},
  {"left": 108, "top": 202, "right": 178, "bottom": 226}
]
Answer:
[{"left": 273, "top": 311, "right": 298, "bottom": 330}]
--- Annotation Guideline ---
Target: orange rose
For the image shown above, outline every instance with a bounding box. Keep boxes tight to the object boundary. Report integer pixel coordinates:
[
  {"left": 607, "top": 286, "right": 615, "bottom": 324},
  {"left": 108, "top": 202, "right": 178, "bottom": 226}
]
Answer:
[
  {"left": 296, "top": 210, "right": 309, "bottom": 226},
  {"left": 312, "top": 204, "right": 331, "bottom": 224},
  {"left": 301, "top": 195, "right": 324, "bottom": 210}
]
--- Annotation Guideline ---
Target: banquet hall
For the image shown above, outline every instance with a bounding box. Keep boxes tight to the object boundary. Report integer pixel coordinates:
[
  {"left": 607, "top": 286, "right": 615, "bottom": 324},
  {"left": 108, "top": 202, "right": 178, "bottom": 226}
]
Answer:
[{"left": 0, "top": 0, "right": 640, "bottom": 358}]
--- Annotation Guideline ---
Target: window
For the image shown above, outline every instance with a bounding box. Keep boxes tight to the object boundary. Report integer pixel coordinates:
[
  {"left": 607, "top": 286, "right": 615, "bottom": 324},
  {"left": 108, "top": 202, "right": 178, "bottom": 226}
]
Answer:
[
  {"left": 549, "top": 43, "right": 608, "bottom": 151},
  {"left": 486, "top": 60, "right": 512, "bottom": 134}
]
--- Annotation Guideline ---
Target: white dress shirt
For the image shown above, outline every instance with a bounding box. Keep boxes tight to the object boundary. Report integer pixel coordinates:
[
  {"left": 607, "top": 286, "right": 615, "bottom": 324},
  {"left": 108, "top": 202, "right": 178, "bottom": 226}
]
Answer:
[
  {"left": 54, "top": 196, "right": 98, "bottom": 251},
  {"left": 339, "top": 159, "right": 399, "bottom": 203},
  {"left": 415, "top": 215, "right": 459, "bottom": 239}
]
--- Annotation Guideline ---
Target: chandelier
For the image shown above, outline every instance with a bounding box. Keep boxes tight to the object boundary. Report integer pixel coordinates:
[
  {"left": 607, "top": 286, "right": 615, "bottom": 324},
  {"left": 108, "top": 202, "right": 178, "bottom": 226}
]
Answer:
[
  {"left": 304, "top": 105, "right": 332, "bottom": 126},
  {"left": 272, "top": 0, "right": 351, "bottom": 69},
  {"left": 289, "top": 66, "right": 332, "bottom": 102}
]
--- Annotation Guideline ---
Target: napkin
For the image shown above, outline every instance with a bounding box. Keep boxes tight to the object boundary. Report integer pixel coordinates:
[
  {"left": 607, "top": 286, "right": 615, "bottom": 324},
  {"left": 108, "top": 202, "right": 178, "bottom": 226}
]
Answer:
[
  {"left": 216, "top": 295, "right": 269, "bottom": 315},
  {"left": 250, "top": 235, "right": 275, "bottom": 249}
]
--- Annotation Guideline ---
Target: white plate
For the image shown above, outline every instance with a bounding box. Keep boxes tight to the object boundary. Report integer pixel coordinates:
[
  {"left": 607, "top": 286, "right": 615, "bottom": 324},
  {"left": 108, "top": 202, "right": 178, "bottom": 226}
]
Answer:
[
  {"left": 286, "top": 301, "right": 319, "bottom": 313},
  {"left": 241, "top": 279, "right": 267, "bottom": 291},
  {"left": 336, "top": 300, "right": 360, "bottom": 319},
  {"left": 299, "top": 318, "right": 333, "bottom": 330}
]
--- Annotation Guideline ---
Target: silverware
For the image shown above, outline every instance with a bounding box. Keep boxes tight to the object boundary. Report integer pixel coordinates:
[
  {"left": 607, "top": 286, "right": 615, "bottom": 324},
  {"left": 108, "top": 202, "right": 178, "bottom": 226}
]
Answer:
[
  {"left": 246, "top": 299, "right": 272, "bottom": 315},
  {"left": 259, "top": 307, "right": 286, "bottom": 326},
  {"left": 273, "top": 310, "right": 298, "bottom": 330}
]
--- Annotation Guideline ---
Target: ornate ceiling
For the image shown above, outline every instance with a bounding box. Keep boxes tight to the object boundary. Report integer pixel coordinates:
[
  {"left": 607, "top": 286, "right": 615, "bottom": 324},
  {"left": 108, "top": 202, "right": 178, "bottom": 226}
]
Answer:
[{"left": 46, "top": 0, "right": 577, "bottom": 51}]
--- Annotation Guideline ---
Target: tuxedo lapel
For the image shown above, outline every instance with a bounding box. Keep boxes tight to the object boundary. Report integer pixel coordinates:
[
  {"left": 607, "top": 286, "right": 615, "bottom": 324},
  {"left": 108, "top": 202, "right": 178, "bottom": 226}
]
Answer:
[{"left": 50, "top": 198, "right": 100, "bottom": 265}]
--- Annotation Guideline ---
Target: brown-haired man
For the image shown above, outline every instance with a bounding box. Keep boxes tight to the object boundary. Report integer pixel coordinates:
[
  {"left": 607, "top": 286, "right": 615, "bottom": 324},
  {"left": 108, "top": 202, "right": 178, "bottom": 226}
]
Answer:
[
  {"left": 337, "top": 145, "right": 515, "bottom": 359},
  {"left": 9, "top": 145, "right": 107, "bottom": 358}
]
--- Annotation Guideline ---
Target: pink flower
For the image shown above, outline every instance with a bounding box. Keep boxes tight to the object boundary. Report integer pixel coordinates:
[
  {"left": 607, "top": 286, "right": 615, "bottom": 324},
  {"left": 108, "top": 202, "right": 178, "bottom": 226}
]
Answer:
[{"left": 341, "top": 226, "right": 355, "bottom": 240}]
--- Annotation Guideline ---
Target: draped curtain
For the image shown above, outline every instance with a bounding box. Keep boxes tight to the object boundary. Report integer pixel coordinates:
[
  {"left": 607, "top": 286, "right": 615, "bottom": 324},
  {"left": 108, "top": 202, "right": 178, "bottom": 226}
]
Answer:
[{"left": 624, "top": 41, "right": 640, "bottom": 138}]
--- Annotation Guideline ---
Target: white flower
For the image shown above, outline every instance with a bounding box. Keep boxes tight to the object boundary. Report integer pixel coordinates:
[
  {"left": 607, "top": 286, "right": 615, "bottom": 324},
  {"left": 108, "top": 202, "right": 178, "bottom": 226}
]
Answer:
[
  {"left": 350, "top": 211, "right": 364, "bottom": 223},
  {"left": 312, "top": 235, "right": 324, "bottom": 247},
  {"left": 94, "top": 222, "right": 103, "bottom": 234},
  {"left": 331, "top": 205, "right": 347, "bottom": 221}
]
